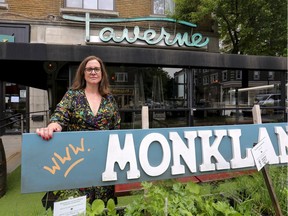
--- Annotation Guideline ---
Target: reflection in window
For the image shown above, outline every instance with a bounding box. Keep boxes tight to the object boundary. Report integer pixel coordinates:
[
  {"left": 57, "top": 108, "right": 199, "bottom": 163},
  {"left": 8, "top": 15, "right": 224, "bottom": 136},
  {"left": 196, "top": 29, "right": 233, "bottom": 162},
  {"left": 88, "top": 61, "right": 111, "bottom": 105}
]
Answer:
[
  {"left": 222, "top": 70, "right": 227, "bottom": 81},
  {"left": 115, "top": 72, "right": 128, "bottom": 82},
  {"left": 153, "top": 0, "right": 175, "bottom": 15},
  {"left": 65, "top": 0, "right": 114, "bottom": 10},
  {"left": 210, "top": 73, "right": 218, "bottom": 83},
  {"left": 236, "top": 70, "right": 242, "bottom": 80},
  {"left": 268, "top": 71, "right": 274, "bottom": 80},
  {"left": 254, "top": 71, "right": 260, "bottom": 80},
  {"left": 203, "top": 76, "right": 209, "bottom": 85}
]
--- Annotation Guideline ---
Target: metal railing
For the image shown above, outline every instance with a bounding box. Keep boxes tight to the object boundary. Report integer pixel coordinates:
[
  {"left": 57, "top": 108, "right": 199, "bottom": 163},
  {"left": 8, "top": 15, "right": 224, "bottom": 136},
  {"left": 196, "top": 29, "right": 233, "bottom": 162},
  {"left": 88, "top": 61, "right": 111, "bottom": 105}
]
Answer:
[{"left": 0, "top": 110, "right": 50, "bottom": 135}]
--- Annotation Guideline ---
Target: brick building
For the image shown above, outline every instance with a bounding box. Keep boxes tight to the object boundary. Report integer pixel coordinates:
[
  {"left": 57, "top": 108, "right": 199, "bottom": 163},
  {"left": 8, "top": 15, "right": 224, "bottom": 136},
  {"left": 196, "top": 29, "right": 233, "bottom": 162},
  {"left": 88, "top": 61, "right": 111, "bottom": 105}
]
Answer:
[{"left": 0, "top": 0, "right": 286, "bottom": 134}]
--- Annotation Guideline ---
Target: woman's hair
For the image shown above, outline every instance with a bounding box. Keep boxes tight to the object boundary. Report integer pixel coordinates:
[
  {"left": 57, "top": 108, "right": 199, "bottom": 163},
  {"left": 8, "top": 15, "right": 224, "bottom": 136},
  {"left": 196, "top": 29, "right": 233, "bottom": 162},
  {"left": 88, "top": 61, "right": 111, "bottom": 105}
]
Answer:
[{"left": 71, "top": 55, "right": 110, "bottom": 96}]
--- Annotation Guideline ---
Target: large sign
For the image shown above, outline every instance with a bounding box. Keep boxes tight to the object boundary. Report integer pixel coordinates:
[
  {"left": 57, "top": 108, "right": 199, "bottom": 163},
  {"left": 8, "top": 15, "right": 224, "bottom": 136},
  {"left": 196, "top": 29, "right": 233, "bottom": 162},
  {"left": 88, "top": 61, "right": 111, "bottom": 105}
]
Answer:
[
  {"left": 21, "top": 123, "right": 287, "bottom": 193},
  {"left": 62, "top": 13, "right": 209, "bottom": 48}
]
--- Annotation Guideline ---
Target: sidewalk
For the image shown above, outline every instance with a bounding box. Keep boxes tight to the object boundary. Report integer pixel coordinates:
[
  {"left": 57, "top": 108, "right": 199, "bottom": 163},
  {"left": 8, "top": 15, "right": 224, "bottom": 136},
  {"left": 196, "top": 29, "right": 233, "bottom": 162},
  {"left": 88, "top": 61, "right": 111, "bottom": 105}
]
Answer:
[{"left": 1, "top": 134, "right": 22, "bottom": 174}]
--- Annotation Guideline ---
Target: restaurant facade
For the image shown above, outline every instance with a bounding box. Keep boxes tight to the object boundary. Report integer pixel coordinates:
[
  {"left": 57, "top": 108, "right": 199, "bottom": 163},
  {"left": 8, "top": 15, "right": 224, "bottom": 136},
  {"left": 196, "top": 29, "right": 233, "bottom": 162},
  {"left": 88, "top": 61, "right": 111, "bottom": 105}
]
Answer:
[{"left": 0, "top": 0, "right": 287, "bottom": 134}]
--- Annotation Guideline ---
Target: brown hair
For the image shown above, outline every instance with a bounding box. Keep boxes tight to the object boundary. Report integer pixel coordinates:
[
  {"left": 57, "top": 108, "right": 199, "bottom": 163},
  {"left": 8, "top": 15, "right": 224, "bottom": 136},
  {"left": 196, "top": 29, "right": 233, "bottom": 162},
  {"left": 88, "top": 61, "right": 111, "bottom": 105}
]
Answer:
[{"left": 71, "top": 55, "right": 110, "bottom": 96}]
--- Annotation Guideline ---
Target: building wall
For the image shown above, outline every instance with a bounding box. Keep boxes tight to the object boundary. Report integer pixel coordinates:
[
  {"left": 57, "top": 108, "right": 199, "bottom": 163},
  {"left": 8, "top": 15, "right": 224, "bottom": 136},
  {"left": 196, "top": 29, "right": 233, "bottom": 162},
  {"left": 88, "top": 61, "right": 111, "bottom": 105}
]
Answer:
[
  {"left": 0, "top": 0, "right": 220, "bottom": 131},
  {"left": 29, "top": 88, "right": 49, "bottom": 132},
  {"left": 0, "top": 0, "right": 61, "bottom": 19}
]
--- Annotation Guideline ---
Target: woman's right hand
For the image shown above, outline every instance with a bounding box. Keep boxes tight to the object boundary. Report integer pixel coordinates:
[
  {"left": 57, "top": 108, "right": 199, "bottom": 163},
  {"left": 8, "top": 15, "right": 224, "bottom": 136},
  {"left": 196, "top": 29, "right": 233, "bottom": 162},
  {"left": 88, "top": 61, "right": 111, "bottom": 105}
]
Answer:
[{"left": 36, "top": 122, "right": 62, "bottom": 140}]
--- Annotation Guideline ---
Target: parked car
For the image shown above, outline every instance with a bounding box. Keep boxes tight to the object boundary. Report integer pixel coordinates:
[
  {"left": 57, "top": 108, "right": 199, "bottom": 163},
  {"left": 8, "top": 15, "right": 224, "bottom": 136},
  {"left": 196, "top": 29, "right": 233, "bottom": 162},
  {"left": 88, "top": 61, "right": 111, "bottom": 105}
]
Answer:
[
  {"left": 242, "top": 93, "right": 287, "bottom": 117},
  {"left": 254, "top": 93, "right": 281, "bottom": 106}
]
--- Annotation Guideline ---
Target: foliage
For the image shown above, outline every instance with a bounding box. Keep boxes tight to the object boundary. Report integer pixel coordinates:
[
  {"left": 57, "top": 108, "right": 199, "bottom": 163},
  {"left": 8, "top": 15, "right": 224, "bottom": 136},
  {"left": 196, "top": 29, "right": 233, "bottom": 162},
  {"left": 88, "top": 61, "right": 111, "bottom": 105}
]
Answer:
[
  {"left": 85, "top": 198, "right": 120, "bottom": 216},
  {"left": 53, "top": 189, "right": 82, "bottom": 201},
  {"left": 2, "top": 165, "right": 286, "bottom": 215},
  {"left": 172, "top": 0, "right": 287, "bottom": 56},
  {"left": 213, "top": 165, "right": 288, "bottom": 215},
  {"left": 142, "top": 67, "right": 174, "bottom": 100},
  {"left": 124, "top": 165, "right": 287, "bottom": 215},
  {"left": 124, "top": 180, "right": 244, "bottom": 215}
]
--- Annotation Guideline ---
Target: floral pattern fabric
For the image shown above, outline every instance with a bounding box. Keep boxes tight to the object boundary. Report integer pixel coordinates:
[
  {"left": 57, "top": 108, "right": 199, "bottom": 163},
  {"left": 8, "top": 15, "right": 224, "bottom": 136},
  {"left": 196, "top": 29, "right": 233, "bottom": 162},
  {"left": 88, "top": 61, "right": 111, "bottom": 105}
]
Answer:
[
  {"left": 50, "top": 88, "right": 121, "bottom": 131},
  {"left": 49, "top": 88, "right": 121, "bottom": 205}
]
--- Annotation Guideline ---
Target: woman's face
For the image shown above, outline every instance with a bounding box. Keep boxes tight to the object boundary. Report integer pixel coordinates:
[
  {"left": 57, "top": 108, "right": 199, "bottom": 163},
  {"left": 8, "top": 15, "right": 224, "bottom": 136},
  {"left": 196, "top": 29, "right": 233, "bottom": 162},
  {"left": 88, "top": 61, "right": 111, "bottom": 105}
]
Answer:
[{"left": 84, "top": 59, "right": 102, "bottom": 86}]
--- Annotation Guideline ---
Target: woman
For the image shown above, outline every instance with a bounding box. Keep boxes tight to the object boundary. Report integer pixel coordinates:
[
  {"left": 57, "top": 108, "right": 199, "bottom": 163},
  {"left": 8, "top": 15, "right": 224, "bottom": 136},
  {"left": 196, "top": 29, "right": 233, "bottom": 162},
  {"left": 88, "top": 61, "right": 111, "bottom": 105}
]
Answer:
[{"left": 36, "top": 55, "right": 121, "bottom": 206}]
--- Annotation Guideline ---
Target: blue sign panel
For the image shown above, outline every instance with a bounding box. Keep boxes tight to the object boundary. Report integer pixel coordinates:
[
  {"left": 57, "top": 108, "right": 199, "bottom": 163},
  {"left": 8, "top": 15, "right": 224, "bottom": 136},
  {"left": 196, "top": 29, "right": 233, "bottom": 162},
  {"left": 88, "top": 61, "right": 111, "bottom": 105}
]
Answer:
[
  {"left": 21, "top": 123, "right": 287, "bottom": 193},
  {"left": 0, "top": 34, "right": 15, "bottom": 42}
]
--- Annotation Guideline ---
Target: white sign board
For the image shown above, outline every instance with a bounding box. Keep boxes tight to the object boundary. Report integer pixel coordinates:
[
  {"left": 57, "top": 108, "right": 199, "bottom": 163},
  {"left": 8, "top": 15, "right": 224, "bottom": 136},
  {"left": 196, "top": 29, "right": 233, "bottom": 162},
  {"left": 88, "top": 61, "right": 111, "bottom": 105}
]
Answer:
[{"left": 53, "top": 196, "right": 86, "bottom": 216}]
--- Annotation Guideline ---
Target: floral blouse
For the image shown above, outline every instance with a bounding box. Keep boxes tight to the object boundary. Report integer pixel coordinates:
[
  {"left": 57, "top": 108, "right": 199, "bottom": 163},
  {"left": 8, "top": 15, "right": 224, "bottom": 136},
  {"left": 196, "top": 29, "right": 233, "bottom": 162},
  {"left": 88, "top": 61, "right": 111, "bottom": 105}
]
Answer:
[{"left": 50, "top": 89, "right": 121, "bottom": 131}]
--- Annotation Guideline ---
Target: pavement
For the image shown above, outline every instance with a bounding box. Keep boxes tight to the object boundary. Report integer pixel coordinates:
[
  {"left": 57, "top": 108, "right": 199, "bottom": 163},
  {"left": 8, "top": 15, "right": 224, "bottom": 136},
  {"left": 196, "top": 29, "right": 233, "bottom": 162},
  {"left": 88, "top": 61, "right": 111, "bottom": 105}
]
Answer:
[{"left": 0, "top": 134, "right": 22, "bottom": 174}]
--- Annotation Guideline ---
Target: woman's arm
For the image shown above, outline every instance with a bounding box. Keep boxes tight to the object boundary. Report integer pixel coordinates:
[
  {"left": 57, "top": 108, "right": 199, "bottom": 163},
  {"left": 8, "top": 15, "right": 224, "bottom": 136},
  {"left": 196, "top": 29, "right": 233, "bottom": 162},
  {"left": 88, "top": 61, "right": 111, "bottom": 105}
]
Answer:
[{"left": 36, "top": 89, "right": 74, "bottom": 140}]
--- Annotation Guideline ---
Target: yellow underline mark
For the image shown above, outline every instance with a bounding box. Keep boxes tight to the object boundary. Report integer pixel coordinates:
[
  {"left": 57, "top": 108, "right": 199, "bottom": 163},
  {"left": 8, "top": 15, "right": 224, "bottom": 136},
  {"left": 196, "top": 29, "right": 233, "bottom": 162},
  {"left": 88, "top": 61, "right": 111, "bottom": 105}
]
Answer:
[{"left": 64, "top": 158, "right": 84, "bottom": 178}]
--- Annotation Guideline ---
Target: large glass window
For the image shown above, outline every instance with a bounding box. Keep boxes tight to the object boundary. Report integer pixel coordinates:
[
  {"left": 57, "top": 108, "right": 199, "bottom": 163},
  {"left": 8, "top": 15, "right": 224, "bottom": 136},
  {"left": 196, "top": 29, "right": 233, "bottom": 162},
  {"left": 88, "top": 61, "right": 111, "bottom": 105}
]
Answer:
[
  {"left": 65, "top": 64, "right": 287, "bottom": 130},
  {"left": 153, "top": 0, "right": 175, "bottom": 15},
  {"left": 65, "top": 0, "right": 114, "bottom": 10}
]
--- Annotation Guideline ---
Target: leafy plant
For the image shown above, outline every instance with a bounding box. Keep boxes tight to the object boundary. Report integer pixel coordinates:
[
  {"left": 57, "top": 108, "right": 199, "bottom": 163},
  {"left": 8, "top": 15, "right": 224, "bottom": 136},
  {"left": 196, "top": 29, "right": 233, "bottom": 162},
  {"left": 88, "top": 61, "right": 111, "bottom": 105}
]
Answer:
[
  {"left": 214, "top": 165, "right": 287, "bottom": 215},
  {"left": 124, "top": 165, "right": 287, "bottom": 215},
  {"left": 40, "top": 165, "right": 287, "bottom": 215},
  {"left": 124, "top": 180, "right": 245, "bottom": 215},
  {"left": 86, "top": 198, "right": 119, "bottom": 216}
]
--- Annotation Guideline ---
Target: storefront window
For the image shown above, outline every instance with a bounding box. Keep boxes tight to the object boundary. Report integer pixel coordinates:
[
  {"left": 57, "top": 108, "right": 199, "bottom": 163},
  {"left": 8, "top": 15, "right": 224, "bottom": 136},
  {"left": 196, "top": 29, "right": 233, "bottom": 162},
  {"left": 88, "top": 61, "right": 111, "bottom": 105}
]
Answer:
[
  {"left": 65, "top": 64, "right": 287, "bottom": 130},
  {"left": 5, "top": 83, "right": 27, "bottom": 134},
  {"left": 107, "top": 66, "right": 188, "bottom": 129}
]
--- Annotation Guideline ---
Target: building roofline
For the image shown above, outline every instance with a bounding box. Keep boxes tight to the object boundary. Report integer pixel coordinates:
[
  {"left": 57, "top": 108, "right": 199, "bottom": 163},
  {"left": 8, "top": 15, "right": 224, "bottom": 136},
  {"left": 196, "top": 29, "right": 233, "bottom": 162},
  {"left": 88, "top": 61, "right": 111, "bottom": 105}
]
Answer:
[{"left": 0, "top": 42, "right": 287, "bottom": 71}]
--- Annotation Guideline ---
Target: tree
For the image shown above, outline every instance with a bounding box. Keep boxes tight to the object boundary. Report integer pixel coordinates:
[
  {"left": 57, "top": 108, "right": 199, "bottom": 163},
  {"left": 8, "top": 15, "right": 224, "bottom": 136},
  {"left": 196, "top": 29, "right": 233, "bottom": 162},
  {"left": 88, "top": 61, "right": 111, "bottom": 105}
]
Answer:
[{"left": 172, "top": 0, "right": 287, "bottom": 56}]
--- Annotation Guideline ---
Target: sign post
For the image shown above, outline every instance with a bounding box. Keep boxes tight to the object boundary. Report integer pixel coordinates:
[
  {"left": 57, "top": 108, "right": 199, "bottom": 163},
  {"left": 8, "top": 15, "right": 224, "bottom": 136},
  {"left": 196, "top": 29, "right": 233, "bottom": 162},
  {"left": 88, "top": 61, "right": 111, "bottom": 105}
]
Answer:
[{"left": 252, "top": 105, "right": 283, "bottom": 216}]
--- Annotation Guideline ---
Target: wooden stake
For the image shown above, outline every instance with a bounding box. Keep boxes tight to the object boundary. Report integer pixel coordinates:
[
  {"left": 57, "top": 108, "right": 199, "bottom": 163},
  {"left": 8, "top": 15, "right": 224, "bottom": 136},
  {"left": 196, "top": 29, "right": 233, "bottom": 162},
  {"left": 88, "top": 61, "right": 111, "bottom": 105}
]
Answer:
[{"left": 252, "top": 105, "right": 283, "bottom": 216}]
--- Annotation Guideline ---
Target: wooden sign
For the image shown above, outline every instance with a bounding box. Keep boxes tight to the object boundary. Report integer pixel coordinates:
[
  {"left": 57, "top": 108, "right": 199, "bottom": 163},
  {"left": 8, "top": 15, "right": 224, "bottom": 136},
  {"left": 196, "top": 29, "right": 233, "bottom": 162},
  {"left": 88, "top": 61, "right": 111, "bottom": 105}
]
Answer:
[{"left": 21, "top": 122, "right": 287, "bottom": 193}]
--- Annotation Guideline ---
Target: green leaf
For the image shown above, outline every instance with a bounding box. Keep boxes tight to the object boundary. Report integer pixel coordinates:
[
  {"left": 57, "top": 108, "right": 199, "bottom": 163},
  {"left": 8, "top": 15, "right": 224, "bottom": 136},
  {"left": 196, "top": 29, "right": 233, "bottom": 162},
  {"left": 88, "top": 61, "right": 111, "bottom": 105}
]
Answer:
[
  {"left": 91, "top": 199, "right": 105, "bottom": 215},
  {"left": 106, "top": 198, "right": 117, "bottom": 215}
]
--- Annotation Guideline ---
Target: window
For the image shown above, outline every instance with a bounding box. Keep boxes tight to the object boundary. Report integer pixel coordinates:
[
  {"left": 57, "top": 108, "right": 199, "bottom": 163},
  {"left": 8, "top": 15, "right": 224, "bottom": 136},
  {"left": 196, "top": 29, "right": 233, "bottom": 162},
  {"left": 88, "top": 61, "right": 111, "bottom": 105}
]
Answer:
[
  {"left": 236, "top": 70, "right": 242, "bottom": 80},
  {"left": 210, "top": 73, "right": 218, "bottom": 83},
  {"left": 254, "top": 71, "right": 260, "bottom": 80},
  {"left": 203, "top": 69, "right": 209, "bottom": 73},
  {"left": 203, "top": 76, "right": 209, "bottom": 85},
  {"left": 153, "top": 0, "right": 175, "bottom": 15},
  {"left": 115, "top": 72, "right": 128, "bottom": 82},
  {"left": 0, "top": 0, "right": 8, "bottom": 9},
  {"left": 222, "top": 70, "right": 227, "bottom": 81},
  {"left": 268, "top": 71, "right": 274, "bottom": 80},
  {"left": 65, "top": 0, "right": 114, "bottom": 10}
]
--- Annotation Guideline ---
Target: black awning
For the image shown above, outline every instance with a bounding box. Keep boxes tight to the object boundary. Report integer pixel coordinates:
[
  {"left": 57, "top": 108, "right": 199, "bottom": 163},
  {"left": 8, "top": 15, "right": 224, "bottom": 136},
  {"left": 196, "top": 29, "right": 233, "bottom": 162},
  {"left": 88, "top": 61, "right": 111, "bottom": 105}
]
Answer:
[{"left": 0, "top": 43, "right": 287, "bottom": 71}]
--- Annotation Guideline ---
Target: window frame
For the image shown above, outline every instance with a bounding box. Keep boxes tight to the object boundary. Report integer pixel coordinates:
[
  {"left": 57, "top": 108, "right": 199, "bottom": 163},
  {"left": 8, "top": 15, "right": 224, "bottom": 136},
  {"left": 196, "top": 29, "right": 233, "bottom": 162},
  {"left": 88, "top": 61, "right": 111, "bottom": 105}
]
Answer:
[
  {"left": 268, "top": 71, "right": 274, "bottom": 80},
  {"left": 115, "top": 72, "right": 128, "bottom": 83},
  {"left": 65, "top": 0, "right": 115, "bottom": 11},
  {"left": 222, "top": 70, "right": 227, "bottom": 81},
  {"left": 153, "top": 0, "right": 175, "bottom": 15},
  {"left": 0, "top": 0, "right": 8, "bottom": 9},
  {"left": 254, "top": 71, "right": 260, "bottom": 80},
  {"left": 236, "top": 70, "right": 242, "bottom": 80}
]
